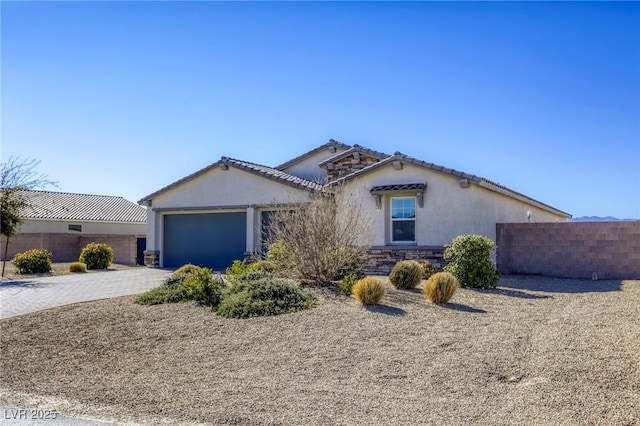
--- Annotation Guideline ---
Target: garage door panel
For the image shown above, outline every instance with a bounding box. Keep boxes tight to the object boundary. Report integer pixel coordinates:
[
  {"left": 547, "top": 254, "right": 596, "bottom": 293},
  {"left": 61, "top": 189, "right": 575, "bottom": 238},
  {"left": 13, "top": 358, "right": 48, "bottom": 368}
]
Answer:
[{"left": 164, "top": 212, "right": 246, "bottom": 270}]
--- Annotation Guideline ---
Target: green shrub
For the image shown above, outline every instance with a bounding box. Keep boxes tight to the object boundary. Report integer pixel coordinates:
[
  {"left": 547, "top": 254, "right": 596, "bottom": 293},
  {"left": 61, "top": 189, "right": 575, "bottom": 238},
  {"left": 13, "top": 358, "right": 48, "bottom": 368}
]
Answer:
[
  {"left": 135, "top": 285, "right": 191, "bottom": 305},
  {"left": 225, "top": 259, "right": 250, "bottom": 277},
  {"left": 135, "top": 271, "right": 191, "bottom": 305},
  {"left": 12, "top": 249, "right": 52, "bottom": 274},
  {"left": 69, "top": 262, "right": 87, "bottom": 273},
  {"left": 238, "top": 268, "right": 274, "bottom": 282},
  {"left": 423, "top": 272, "right": 459, "bottom": 304},
  {"left": 420, "top": 260, "right": 436, "bottom": 279},
  {"left": 352, "top": 277, "right": 386, "bottom": 305},
  {"left": 225, "top": 259, "right": 275, "bottom": 284},
  {"left": 174, "top": 263, "right": 200, "bottom": 275},
  {"left": 339, "top": 273, "right": 359, "bottom": 295},
  {"left": 247, "top": 260, "right": 278, "bottom": 273},
  {"left": 163, "top": 271, "right": 190, "bottom": 288},
  {"left": 443, "top": 234, "right": 499, "bottom": 289},
  {"left": 265, "top": 241, "right": 294, "bottom": 273},
  {"left": 217, "top": 278, "right": 317, "bottom": 319},
  {"left": 182, "top": 267, "right": 225, "bottom": 307},
  {"left": 79, "top": 242, "right": 113, "bottom": 270},
  {"left": 389, "top": 260, "right": 423, "bottom": 289},
  {"left": 135, "top": 267, "right": 225, "bottom": 306}
]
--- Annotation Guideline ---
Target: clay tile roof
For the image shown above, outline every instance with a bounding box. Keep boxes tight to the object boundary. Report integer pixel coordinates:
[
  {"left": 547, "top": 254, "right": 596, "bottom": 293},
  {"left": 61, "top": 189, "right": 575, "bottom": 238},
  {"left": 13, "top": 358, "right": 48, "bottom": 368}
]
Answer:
[
  {"left": 221, "top": 157, "right": 323, "bottom": 191},
  {"left": 370, "top": 183, "right": 426, "bottom": 193},
  {"left": 318, "top": 144, "right": 391, "bottom": 167},
  {"left": 276, "top": 139, "right": 352, "bottom": 170},
  {"left": 328, "top": 152, "right": 570, "bottom": 218},
  {"left": 14, "top": 190, "right": 147, "bottom": 223}
]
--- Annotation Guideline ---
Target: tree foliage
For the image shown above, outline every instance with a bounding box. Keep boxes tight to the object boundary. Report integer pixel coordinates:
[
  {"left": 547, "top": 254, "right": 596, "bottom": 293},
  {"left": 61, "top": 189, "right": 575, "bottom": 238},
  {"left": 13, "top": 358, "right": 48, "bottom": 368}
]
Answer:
[{"left": 1, "top": 157, "right": 56, "bottom": 276}]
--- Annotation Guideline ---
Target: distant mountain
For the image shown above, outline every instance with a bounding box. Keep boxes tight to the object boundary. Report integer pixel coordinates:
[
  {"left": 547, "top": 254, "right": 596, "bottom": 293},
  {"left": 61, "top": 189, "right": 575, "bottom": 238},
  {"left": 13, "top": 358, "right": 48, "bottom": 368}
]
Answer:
[{"left": 570, "top": 216, "right": 636, "bottom": 222}]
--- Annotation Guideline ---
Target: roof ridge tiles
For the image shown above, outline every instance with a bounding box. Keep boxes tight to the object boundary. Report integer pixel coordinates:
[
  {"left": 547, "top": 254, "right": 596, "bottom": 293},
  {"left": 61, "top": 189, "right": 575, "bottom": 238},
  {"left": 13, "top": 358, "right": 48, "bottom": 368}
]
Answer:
[
  {"left": 318, "top": 144, "right": 392, "bottom": 167},
  {"left": 275, "top": 139, "right": 352, "bottom": 170},
  {"left": 222, "top": 156, "right": 322, "bottom": 191},
  {"left": 18, "top": 189, "right": 128, "bottom": 199}
]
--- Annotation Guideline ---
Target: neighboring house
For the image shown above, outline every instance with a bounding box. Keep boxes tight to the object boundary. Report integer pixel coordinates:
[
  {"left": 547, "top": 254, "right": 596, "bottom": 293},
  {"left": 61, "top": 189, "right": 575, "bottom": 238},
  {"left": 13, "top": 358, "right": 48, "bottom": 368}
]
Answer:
[
  {"left": 1, "top": 190, "right": 147, "bottom": 265},
  {"left": 139, "top": 139, "right": 571, "bottom": 273}
]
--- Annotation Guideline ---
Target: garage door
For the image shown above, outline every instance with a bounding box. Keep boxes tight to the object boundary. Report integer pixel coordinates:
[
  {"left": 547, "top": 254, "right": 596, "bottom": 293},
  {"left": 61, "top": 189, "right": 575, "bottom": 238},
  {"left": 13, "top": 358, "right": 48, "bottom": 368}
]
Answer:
[{"left": 163, "top": 212, "right": 246, "bottom": 270}]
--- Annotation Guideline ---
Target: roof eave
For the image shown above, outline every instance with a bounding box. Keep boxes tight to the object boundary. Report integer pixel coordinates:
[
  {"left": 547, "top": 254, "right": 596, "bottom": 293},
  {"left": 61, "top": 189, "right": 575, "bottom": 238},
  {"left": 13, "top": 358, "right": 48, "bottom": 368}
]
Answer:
[
  {"left": 325, "top": 154, "right": 570, "bottom": 218},
  {"left": 477, "top": 180, "right": 572, "bottom": 218}
]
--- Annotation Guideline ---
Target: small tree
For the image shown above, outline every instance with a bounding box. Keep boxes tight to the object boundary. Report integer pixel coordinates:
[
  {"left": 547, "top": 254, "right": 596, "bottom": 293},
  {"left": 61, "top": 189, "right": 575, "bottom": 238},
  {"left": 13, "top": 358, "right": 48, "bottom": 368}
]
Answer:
[
  {"left": 1, "top": 157, "right": 56, "bottom": 277},
  {"left": 266, "top": 183, "right": 373, "bottom": 282}
]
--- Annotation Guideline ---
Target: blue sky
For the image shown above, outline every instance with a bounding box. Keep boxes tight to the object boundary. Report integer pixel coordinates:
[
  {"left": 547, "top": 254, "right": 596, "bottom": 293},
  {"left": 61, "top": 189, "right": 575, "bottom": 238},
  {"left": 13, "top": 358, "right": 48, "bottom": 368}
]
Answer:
[{"left": 2, "top": 1, "right": 639, "bottom": 219}]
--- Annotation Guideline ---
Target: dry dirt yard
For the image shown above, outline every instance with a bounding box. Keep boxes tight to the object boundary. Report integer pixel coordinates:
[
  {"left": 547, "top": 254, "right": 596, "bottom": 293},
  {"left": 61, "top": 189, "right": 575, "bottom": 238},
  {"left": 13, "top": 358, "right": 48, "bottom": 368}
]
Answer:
[{"left": 1, "top": 275, "right": 638, "bottom": 425}]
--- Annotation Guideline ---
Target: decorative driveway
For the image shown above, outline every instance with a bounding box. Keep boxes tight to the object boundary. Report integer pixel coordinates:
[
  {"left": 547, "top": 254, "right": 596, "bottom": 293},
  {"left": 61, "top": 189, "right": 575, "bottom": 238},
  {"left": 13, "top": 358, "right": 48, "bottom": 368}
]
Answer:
[{"left": 0, "top": 268, "right": 171, "bottom": 319}]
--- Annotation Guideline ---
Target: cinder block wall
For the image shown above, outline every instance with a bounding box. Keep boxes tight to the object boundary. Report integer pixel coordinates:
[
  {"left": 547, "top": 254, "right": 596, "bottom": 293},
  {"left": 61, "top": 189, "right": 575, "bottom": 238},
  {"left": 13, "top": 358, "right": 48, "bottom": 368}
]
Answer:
[
  {"left": 496, "top": 222, "right": 640, "bottom": 279},
  {"left": 1, "top": 233, "right": 140, "bottom": 265}
]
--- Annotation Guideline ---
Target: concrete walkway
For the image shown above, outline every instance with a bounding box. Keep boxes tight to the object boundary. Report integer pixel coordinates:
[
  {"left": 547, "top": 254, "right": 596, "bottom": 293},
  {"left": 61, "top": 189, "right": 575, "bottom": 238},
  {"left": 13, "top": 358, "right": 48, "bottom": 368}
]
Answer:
[{"left": 0, "top": 268, "right": 172, "bottom": 319}]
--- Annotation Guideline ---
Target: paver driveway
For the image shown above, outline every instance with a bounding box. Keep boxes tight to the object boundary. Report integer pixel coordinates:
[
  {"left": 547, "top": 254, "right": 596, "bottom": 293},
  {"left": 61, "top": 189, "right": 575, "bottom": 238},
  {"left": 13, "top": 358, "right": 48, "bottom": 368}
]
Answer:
[{"left": 0, "top": 268, "right": 172, "bottom": 319}]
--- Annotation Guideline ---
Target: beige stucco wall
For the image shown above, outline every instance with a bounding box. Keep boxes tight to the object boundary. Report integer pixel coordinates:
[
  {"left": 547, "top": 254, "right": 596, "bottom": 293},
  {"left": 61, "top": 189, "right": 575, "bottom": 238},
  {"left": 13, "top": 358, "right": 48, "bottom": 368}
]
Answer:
[
  {"left": 144, "top": 156, "right": 568, "bottom": 267},
  {"left": 18, "top": 219, "right": 146, "bottom": 236},
  {"left": 344, "top": 162, "right": 567, "bottom": 246},
  {"left": 145, "top": 165, "right": 309, "bottom": 261},
  {"left": 279, "top": 146, "right": 349, "bottom": 182}
]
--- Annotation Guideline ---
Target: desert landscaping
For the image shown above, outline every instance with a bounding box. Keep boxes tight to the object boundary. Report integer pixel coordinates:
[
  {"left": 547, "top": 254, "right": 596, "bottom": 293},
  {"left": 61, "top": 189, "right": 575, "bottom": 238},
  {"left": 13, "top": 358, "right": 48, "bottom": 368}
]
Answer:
[{"left": 1, "top": 275, "right": 638, "bottom": 425}]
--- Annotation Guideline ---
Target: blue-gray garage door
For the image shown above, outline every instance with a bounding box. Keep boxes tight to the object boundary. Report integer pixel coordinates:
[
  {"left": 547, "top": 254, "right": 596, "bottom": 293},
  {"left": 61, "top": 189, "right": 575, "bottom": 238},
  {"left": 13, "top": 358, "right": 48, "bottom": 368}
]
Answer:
[{"left": 163, "top": 212, "right": 246, "bottom": 271}]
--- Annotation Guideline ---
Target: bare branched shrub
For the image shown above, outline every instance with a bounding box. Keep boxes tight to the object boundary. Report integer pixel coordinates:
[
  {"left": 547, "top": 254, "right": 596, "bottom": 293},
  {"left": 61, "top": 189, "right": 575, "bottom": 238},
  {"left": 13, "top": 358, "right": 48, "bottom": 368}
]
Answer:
[{"left": 266, "top": 183, "right": 373, "bottom": 282}]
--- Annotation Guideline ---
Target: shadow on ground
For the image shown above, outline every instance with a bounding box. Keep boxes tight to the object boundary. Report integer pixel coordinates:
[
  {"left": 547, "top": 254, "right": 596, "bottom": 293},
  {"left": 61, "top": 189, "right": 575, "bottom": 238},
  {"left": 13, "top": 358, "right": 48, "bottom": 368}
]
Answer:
[
  {"left": 499, "top": 275, "right": 624, "bottom": 293},
  {"left": 442, "top": 303, "right": 487, "bottom": 314},
  {"left": 0, "top": 280, "right": 44, "bottom": 289},
  {"left": 365, "top": 304, "right": 406, "bottom": 316},
  {"left": 486, "top": 288, "right": 551, "bottom": 299}
]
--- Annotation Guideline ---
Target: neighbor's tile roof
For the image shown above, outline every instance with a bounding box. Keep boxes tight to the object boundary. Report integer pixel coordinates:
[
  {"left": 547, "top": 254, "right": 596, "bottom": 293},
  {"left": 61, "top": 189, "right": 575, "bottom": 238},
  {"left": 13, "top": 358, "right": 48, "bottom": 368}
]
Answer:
[
  {"left": 15, "top": 190, "right": 147, "bottom": 223},
  {"left": 276, "top": 139, "right": 352, "bottom": 170}
]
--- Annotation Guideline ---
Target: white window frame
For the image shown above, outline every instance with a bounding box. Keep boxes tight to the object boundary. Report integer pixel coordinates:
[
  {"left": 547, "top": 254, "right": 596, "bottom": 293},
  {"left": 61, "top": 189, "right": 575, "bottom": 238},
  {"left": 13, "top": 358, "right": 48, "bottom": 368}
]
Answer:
[{"left": 390, "top": 196, "right": 416, "bottom": 243}]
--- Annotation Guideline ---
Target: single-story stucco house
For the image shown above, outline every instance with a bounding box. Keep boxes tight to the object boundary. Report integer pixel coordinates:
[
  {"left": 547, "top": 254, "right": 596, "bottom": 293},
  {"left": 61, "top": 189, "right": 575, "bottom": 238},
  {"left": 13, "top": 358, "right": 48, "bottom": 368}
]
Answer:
[
  {"left": 139, "top": 139, "right": 571, "bottom": 273},
  {"left": 1, "top": 190, "right": 147, "bottom": 265}
]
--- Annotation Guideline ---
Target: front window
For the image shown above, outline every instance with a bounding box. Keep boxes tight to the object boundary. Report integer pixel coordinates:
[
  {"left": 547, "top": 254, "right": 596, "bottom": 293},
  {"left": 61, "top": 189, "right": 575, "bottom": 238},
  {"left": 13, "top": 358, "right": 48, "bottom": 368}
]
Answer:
[{"left": 391, "top": 197, "right": 416, "bottom": 242}]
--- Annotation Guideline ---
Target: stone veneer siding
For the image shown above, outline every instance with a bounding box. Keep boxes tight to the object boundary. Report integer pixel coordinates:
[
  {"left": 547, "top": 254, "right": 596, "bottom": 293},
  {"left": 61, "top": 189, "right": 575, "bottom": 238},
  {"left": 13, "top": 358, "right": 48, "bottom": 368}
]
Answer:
[
  {"left": 496, "top": 221, "right": 640, "bottom": 279},
  {"left": 364, "top": 246, "right": 446, "bottom": 275},
  {"left": 326, "top": 154, "right": 381, "bottom": 181}
]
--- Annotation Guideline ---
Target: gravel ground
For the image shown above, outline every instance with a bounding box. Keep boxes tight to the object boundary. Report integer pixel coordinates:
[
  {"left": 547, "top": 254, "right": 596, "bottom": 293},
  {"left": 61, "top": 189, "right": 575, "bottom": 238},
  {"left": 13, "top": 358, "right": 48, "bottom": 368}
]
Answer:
[{"left": 1, "top": 276, "right": 638, "bottom": 425}]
